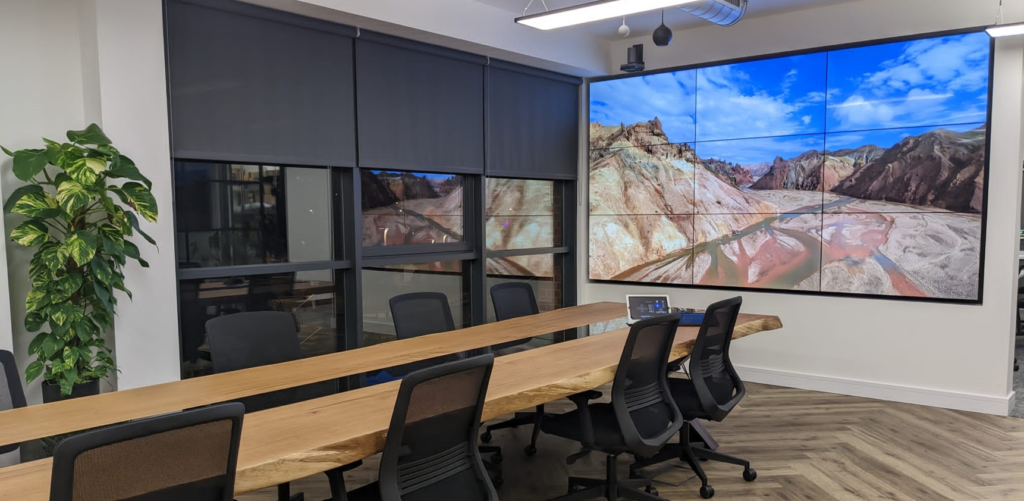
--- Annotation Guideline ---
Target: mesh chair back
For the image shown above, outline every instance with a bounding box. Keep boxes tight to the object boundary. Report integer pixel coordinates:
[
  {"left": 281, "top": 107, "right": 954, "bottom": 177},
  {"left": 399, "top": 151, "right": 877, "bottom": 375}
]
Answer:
[
  {"left": 611, "top": 314, "right": 684, "bottom": 458},
  {"left": 0, "top": 350, "right": 27, "bottom": 454},
  {"left": 379, "top": 355, "right": 498, "bottom": 501},
  {"left": 690, "top": 296, "right": 745, "bottom": 422},
  {"left": 490, "top": 282, "right": 540, "bottom": 351},
  {"left": 206, "top": 312, "right": 303, "bottom": 412},
  {"left": 389, "top": 293, "right": 463, "bottom": 375},
  {"left": 390, "top": 292, "right": 457, "bottom": 340},
  {"left": 49, "top": 403, "right": 244, "bottom": 501}
]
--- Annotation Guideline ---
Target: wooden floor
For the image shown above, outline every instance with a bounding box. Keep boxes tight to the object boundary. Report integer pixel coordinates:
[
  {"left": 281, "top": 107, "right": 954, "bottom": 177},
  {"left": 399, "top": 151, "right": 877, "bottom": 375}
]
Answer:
[{"left": 238, "top": 382, "right": 1024, "bottom": 501}]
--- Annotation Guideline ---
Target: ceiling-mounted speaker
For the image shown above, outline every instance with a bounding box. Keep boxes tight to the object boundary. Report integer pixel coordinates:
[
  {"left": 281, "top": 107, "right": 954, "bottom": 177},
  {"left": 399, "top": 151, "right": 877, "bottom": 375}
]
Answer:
[{"left": 653, "top": 10, "right": 673, "bottom": 46}]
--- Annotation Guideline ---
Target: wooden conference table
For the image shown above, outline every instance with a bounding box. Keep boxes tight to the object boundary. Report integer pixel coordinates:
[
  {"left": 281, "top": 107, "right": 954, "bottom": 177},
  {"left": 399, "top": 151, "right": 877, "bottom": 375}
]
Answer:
[{"left": 0, "top": 302, "right": 782, "bottom": 500}]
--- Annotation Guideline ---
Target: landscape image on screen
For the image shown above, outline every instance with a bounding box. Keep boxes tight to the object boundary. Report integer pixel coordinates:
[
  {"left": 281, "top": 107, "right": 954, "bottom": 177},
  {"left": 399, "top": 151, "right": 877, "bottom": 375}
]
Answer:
[
  {"left": 361, "top": 170, "right": 464, "bottom": 246},
  {"left": 589, "top": 32, "right": 989, "bottom": 301},
  {"left": 485, "top": 178, "right": 558, "bottom": 277}
]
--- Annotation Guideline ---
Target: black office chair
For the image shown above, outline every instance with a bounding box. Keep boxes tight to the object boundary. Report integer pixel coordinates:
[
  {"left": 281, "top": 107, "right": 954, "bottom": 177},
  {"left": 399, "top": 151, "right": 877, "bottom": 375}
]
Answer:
[
  {"left": 480, "top": 283, "right": 546, "bottom": 456},
  {"left": 631, "top": 297, "right": 756, "bottom": 499},
  {"left": 389, "top": 292, "right": 503, "bottom": 484},
  {"left": 541, "top": 314, "right": 684, "bottom": 501},
  {"left": 206, "top": 312, "right": 354, "bottom": 501},
  {"left": 388, "top": 292, "right": 467, "bottom": 375},
  {"left": 0, "top": 350, "right": 27, "bottom": 463},
  {"left": 347, "top": 355, "right": 500, "bottom": 501},
  {"left": 49, "top": 402, "right": 244, "bottom": 501}
]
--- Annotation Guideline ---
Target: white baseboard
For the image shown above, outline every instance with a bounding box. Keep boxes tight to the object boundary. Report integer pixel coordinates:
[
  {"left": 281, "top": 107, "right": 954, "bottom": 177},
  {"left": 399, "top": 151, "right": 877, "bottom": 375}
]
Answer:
[{"left": 735, "top": 365, "right": 1015, "bottom": 416}]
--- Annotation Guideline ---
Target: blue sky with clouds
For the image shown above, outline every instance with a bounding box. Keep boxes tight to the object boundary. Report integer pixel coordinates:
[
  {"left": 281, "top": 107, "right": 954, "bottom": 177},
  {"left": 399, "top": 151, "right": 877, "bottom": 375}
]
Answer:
[
  {"left": 590, "top": 32, "right": 990, "bottom": 155},
  {"left": 826, "top": 32, "right": 990, "bottom": 132},
  {"left": 698, "top": 134, "right": 824, "bottom": 167}
]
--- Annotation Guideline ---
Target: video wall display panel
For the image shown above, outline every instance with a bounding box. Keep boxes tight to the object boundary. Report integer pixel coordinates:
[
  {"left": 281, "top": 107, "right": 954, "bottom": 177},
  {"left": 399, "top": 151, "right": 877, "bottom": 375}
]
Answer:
[{"left": 588, "top": 31, "right": 991, "bottom": 302}]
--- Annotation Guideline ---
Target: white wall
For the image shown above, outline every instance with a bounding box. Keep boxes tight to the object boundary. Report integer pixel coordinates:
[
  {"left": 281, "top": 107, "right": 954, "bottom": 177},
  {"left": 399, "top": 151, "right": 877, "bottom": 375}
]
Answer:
[
  {"left": 89, "top": 0, "right": 180, "bottom": 391},
  {"left": 0, "top": 0, "right": 178, "bottom": 401},
  {"left": 0, "top": 0, "right": 89, "bottom": 400},
  {"left": 586, "top": 0, "right": 1024, "bottom": 415}
]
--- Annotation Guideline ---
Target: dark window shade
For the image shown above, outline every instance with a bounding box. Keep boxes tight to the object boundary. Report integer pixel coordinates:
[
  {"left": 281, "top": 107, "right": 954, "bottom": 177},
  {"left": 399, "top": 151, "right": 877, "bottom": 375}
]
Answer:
[
  {"left": 487, "top": 61, "right": 580, "bottom": 180},
  {"left": 355, "top": 36, "right": 485, "bottom": 174},
  {"left": 166, "top": 0, "right": 356, "bottom": 167}
]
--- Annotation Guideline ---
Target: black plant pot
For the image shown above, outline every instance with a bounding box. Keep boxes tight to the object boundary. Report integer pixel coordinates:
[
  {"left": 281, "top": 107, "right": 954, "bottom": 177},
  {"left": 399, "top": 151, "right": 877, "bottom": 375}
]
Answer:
[{"left": 41, "top": 379, "right": 100, "bottom": 403}]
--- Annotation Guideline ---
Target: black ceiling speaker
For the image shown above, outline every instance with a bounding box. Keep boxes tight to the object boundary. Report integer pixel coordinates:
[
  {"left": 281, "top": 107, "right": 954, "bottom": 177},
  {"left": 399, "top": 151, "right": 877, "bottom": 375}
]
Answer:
[{"left": 653, "top": 9, "right": 673, "bottom": 46}]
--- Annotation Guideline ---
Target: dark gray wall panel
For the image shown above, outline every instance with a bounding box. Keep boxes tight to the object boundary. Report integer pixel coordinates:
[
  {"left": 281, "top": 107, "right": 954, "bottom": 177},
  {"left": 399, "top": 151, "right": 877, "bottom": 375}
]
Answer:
[
  {"left": 167, "top": 0, "right": 356, "bottom": 166},
  {"left": 355, "top": 38, "right": 485, "bottom": 174},
  {"left": 487, "top": 63, "right": 579, "bottom": 180}
]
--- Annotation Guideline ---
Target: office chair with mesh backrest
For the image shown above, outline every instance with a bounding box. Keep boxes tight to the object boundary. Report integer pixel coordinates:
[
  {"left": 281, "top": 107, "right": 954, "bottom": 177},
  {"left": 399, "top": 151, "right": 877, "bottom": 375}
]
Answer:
[
  {"left": 388, "top": 292, "right": 503, "bottom": 484},
  {"left": 347, "top": 355, "right": 499, "bottom": 501},
  {"left": 631, "top": 296, "right": 756, "bottom": 499},
  {"left": 388, "top": 292, "right": 464, "bottom": 376},
  {"left": 0, "top": 350, "right": 27, "bottom": 464},
  {"left": 480, "top": 282, "right": 546, "bottom": 456},
  {"left": 205, "top": 311, "right": 354, "bottom": 501},
  {"left": 541, "top": 314, "right": 684, "bottom": 501},
  {"left": 49, "top": 402, "right": 244, "bottom": 501}
]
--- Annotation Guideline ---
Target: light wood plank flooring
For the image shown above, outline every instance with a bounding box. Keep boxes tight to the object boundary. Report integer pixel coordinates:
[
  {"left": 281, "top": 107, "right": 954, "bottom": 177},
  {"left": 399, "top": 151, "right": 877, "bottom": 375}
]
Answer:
[{"left": 238, "top": 382, "right": 1024, "bottom": 501}]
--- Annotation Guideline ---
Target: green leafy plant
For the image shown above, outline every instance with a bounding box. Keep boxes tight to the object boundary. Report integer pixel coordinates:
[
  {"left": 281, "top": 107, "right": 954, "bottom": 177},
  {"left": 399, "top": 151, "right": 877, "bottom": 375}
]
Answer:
[{"left": 2, "top": 124, "right": 158, "bottom": 396}]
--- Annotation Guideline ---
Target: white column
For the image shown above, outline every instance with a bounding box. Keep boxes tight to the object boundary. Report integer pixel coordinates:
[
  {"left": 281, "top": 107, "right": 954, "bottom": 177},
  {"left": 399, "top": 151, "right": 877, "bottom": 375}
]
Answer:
[{"left": 90, "top": 0, "right": 181, "bottom": 390}]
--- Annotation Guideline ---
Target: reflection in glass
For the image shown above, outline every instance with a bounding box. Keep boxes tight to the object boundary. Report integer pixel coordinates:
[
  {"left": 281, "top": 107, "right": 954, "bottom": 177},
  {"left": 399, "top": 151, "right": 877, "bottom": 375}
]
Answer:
[
  {"left": 178, "top": 272, "right": 339, "bottom": 383},
  {"left": 486, "top": 178, "right": 560, "bottom": 250},
  {"left": 360, "top": 261, "right": 467, "bottom": 348},
  {"left": 486, "top": 255, "right": 561, "bottom": 323},
  {"left": 175, "top": 162, "right": 332, "bottom": 267},
  {"left": 361, "top": 170, "right": 464, "bottom": 247}
]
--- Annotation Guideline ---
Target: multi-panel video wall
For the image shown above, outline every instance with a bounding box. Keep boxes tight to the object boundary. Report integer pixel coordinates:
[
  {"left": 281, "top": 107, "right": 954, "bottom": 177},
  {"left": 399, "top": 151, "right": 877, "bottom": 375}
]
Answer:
[{"left": 589, "top": 31, "right": 991, "bottom": 302}]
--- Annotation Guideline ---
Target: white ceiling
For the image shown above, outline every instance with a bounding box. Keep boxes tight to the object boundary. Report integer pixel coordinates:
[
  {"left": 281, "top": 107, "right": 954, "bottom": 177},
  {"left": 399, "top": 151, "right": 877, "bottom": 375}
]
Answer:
[{"left": 474, "top": 0, "right": 863, "bottom": 40}]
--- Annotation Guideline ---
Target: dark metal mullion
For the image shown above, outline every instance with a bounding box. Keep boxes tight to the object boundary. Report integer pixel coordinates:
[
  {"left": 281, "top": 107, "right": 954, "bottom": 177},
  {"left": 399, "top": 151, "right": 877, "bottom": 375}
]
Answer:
[
  {"left": 487, "top": 247, "right": 569, "bottom": 258},
  {"left": 342, "top": 167, "right": 363, "bottom": 391},
  {"left": 361, "top": 250, "right": 478, "bottom": 268},
  {"left": 361, "top": 241, "right": 473, "bottom": 258},
  {"left": 177, "top": 260, "right": 353, "bottom": 280},
  {"left": 473, "top": 64, "right": 489, "bottom": 329},
  {"left": 561, "top": 179, "right": 579, "bottom": 340}
]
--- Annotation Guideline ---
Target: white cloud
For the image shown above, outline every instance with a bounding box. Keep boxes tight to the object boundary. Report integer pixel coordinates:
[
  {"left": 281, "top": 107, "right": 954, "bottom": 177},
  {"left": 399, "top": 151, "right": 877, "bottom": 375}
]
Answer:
[
  {"left": 829, "top": 33, "right": 989, "bottom": 130},
  {"left": 801, "top": 115, "right": 812, "bottom": 125}
]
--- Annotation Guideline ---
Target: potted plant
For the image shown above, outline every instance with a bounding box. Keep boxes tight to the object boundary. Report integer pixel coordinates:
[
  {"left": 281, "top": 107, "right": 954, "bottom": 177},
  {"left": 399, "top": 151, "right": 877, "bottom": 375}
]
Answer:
[{"left": 1, "top": 124, "right": 158, "bottom": 402}]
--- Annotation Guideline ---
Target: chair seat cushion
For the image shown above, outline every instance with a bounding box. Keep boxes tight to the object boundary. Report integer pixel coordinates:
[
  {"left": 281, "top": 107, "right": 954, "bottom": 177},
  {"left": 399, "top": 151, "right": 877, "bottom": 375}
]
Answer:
[
  {"left": 668, "top": 377, "right": 735, "bottom": 420},
  {"left": 542, "top": 403, "right": 628, "bottom": 452}
]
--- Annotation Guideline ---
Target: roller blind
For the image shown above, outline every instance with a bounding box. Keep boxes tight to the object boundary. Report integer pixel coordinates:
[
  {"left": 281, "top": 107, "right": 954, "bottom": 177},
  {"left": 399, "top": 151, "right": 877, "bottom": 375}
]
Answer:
[
  {"left": 355, "top": 32, "right": 486, "bottom": 174},
  {"left": 486, "top": 60, "right": 580, "bottom": 180},
  {"left": 166, "top": 0, "right": 357, "bottom": 167}
]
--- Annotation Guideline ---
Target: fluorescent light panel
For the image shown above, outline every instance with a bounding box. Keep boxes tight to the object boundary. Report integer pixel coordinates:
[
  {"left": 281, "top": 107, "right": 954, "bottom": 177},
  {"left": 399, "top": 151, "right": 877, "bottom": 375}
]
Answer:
[
  {"left": 987, "top": 22, "right": 1024, "bottom": 37},
  {"left": 515, "top": 0, "right": 700, "bottom": 30}
]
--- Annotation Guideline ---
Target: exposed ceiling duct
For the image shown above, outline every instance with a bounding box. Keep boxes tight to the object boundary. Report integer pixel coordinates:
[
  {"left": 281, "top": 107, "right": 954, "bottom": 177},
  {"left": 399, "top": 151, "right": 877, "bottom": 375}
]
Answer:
[{"left": 677, "top": 0, "right": 747, "bottom": 26}]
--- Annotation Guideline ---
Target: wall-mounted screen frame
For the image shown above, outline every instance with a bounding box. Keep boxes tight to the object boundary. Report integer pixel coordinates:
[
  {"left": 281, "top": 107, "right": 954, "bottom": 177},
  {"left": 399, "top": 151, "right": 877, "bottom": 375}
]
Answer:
[{"left": 587, "top": 28, "right": 993, "bottom": 304}]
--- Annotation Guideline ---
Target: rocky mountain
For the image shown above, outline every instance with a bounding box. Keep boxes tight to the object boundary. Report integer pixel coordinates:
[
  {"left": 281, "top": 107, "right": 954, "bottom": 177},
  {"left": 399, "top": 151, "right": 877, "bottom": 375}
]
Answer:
[
  {"left": 742, "top": 161, "right": 773, "bottom": 178},
  {"left": 828, "top": 144, "right": 886, "bottom": 168},
  {"left": 832, "top": 127, "right": 986, "bottom": 213},
  {"left": 749, "top": 150, "right": 825, "bottom": 191},
  {"left": 361, "top": 171, "right": 400, "bottom": 209},
  {"left": 703, "top": 158, "right": 755, "bottom": 188},
  {"left": 589, "top": 120, "right": 777, "bottom": 280}
]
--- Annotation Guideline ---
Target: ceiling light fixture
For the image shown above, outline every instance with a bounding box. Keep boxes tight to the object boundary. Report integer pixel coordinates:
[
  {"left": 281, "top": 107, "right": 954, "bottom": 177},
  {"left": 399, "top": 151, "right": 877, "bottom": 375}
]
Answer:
[
  {"left": 516, "top": 0, "right": 700, "bottom": 30},
  {"left": 987, "top": 0, "right": 1024, "bottom": 38}
]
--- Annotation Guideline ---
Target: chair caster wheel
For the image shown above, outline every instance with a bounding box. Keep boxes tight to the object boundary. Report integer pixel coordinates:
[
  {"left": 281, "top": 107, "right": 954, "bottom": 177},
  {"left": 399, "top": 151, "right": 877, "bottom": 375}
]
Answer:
[
  {"left": 743, "top": 468, "right": 757, "bottom": 482},
  {"left": 480, "top": 431, "right": 493, "bottom": 443},
  {"left": 524, "top": 444, "right": 537, "bottom": 456},
  {"left": 700, "top": 485, "right": 715, "bottom": 499},
  {"left": 491, "top": 452, "right": 503, "bottom": 465},
  {"left": 645, "top": 486, "right": 659, "bottom": 496}
]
